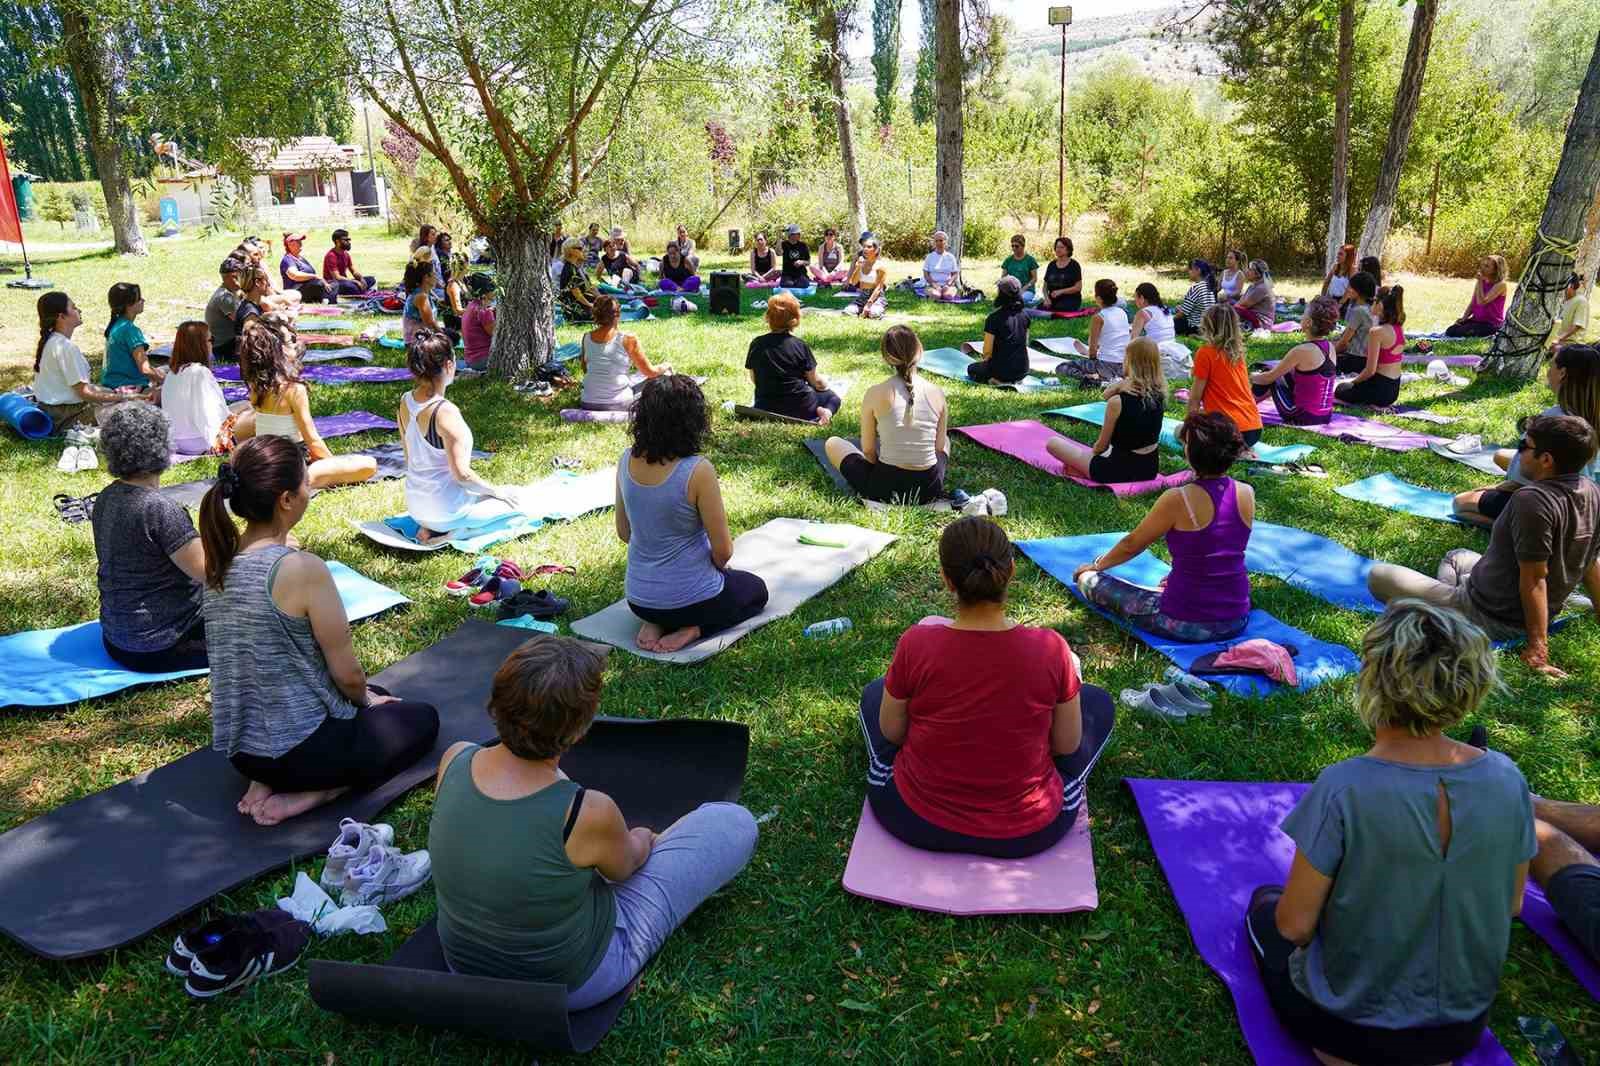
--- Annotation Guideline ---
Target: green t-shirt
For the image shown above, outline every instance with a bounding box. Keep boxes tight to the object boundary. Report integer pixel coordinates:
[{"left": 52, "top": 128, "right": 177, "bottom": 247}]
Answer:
[
  {"left": 1001, "top": 254, "right": 1039, "bottom": 287},
  {"left": 101, "top": 317, "right": 150, "bottom": 389}
]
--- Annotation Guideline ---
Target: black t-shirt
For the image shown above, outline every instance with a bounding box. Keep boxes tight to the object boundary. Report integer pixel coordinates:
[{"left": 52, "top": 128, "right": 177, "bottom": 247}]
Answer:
[
  {"left": 981, "top": 304, "right": 1032, "bottom": 382},
  {"left": 745, "top": 332, "right": 816, "bottom": 404},
  {"left": 1044, "top": 258, "right": 1082, "bottom": 308},
  {"left": 234, "top": 298, "right": 263, "bottom": 328},
  {"left": 1108, "top": 390, "right": 1165, "bottom": 451},
  {"left": 600, "top": 252, "right": 628, "bottom": 276},
  {"left": 780, "top": 240, "right": 811, "bottom": 286},
  {"left": 661, "top": 257, "right": 694, "bottom": 284}
]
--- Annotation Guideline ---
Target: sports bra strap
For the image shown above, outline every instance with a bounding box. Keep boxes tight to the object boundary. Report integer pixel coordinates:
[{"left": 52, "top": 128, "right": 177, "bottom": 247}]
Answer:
[
  {"left": 1178, "top": 484, "right": 1200, "bottom": 527},
  {"left": 562, "top": 786, "right": 586, "bottom": 842}
]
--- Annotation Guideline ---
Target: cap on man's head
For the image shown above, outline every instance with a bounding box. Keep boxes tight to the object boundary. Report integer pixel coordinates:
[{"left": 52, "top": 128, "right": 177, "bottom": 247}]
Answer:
[
  {"left": 219, "top": 256, "right": 245, "bottom": 275},
  {"left": 610, "top": 226, "right": 625, "bottom": 238},
  {"left": 282, "top": 231, "right": 307, "bottom": 243},
  {"left": 331, "top": 228, "right": 350, "bottom": 241},
  {"left": 997, "top": 275, "right": 1021, "bottom": 298},
  {"left": 785, "top": 223, "right": 801, "bottom": 235}
]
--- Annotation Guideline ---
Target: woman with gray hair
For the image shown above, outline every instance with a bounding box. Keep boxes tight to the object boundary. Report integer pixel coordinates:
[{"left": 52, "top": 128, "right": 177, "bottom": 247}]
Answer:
[{"left": 90, "top": 402, "right": 209, "bottom": 672}]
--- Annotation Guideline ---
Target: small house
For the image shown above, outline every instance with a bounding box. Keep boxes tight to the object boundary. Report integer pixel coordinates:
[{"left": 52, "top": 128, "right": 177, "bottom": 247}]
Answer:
[{"left": 244, "top": 136, "right": 366, "bottom": 221}]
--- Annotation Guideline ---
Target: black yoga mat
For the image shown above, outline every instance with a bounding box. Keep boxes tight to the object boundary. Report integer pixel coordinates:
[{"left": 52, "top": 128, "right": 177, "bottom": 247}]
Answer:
[
  {"left": 802, "top": 436, "right": 857, "bottom": 495},
  {"left": 158, "top": 443, "right": 492, "bottom": 509},
  {"left": 733, "top": 403, "right": 819, "bottom": 426},
  {"left": 0, "top": 619, "right": 529, "bottom": 960},
  {"left": 308, "top": 715, "right": 751, "bottom": 1052}
]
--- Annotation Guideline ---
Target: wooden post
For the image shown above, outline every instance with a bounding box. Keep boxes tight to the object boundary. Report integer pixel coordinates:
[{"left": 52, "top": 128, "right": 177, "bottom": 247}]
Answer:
[
  {"left": 1425, "top": 157, "right": 1441, "bottom": 257},
  {"left": 1058, "top": 23, "right": 1066, "bottom": 237}
]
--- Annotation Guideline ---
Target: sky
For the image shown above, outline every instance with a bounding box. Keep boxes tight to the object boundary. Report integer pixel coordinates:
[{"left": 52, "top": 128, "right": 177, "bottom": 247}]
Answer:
[{"left": 844, "top": 0, "right": 1182, "bottom": 59}]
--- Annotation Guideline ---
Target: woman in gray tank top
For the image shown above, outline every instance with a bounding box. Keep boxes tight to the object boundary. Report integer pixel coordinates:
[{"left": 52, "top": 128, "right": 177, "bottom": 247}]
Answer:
[
  {"left": 615, "top": 376, "right": 768, "bottom": 653},
  {"left": 198, "top": 436, "right": 439, "bottom": 827},
  {"left": 1246, "top": 601, "right": 1536, "bottom": 1064}
]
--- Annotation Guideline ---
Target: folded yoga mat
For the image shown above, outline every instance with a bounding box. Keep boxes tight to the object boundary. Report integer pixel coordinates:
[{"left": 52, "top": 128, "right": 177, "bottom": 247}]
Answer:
[
  {"left": 562, "top": 408, "right": 630, "bottom": 423},
  {"left": 919, "top": 346, "right": 1061, "bottom": 393},
  {"left": 1016, "top": 534, "right": 1360, "bottom": 696},
  {"left": 843, "top": 797, "right": 1098, "bottom": 916},
  {"left": 1126, "top": 778, "right": 1512, "bottom": 1065},
  {"left": 309, "top": 714, "right": 750, "bottom": 1051},
  {"left": 0, "top": 620, "right": 529, "bottom": 959},
  {"left": 1044, "top": 403, "right": 1316, "bottom": 465},
  {"left": 213, "top": 362, "right": 410, "bottom": 384},
  {"left": 572, "top": 518, "right": 897, "bottom": 663},
  {"left": 355, "top": 466, "right": 616, "bottom": 553},
  {"left": 0, "top": 558, "right": 408, "bottom": 708},
  {"left": 954, "top": 420, "right": 1195, "bottom": 497},
  {"left": 1429, "top": 439, "right": 1509, "bottom": 476},
  {"left": 1334, "top": 473, "right": 1463, "bottom": 524}
]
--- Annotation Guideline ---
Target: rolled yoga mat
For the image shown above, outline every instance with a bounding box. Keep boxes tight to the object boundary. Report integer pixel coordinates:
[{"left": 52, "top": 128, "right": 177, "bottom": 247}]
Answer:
[
  {"left": 0, "top": 393, "right": 53, "bottom": 439},
  {"left": 952, "top": 420, "right": 1195, "bottom": 497},
  {"left": 308, "top": 715, "right": 751, "bottom": 1051},
  {"left": 0, "top": 619, "right": 530, "bottom": 958}
]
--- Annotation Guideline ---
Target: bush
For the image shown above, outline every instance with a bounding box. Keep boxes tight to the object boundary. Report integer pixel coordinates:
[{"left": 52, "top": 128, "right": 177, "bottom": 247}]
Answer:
[{"left": 387, "top": 157, "right": 472, "bottom": 242}]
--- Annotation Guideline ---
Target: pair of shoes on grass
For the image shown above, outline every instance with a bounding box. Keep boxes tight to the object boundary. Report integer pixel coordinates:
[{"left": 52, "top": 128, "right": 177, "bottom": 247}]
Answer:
[
  {"left": 1121, "top": 669, "right": 1215, "bottom": 720},
  {"left": 164, "top": 908, "right": 312, "bottom": 999},
  {"left": 319, "top": 818, "right": 432, "bottom": 908},
  {"left": 446, "top": 558, "right": 528, "bottom": 606}
]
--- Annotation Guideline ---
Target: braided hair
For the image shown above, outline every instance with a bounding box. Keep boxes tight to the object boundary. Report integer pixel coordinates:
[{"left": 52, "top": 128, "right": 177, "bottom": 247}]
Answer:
[
  {"left": 34, "top": 291, "right": 71, "bottom": 372},
  {"left": 881, "top": 325, "right": 923, "bottom": 426}
]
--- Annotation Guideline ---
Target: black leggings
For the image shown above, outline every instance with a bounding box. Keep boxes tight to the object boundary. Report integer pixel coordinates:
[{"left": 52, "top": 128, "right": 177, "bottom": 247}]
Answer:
[
  {"left": 1245, "top": 891, "right": 1488, "bottom": 1065},
  {"left": 966, "top": 357, "right": 1028, "bottom": 385},
  {"left": 839, "top": 452, "right": 947, "bottom": 504},
  {"left": 628, "top": 568, "right": 769, "bottom": 639},
  {"left": 229, "top": 687, "right": 440, "bottom": 793},
  {"left": 1334, "top": 373, "right": 1401, "bottom": 407},
  {"left": 103, "top": 619, "right": 209, "bottom": 673},
  {"left": 758, "top": 389, "right": 842, "bottom": 423},
  {"left": 857, "top": 677, "right": 1116, "bottom": 859},
  {"left": 293, "top": 279, "right": 334, "bottom": 304},
  {"left": 1088, "top": 447, "right": 1159, "bottom": 484},
  {"left": 1445, "top": 319, "right": 1496, "bottom": 338}
]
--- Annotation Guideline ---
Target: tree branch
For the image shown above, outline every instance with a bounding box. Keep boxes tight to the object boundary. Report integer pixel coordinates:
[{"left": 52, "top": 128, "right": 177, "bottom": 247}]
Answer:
[{"left": 444, "top": 0, "right": 531, "bottom": 204}]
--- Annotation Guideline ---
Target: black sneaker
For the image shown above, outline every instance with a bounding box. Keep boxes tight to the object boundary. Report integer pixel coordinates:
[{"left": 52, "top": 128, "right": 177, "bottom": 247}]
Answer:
[
  {"left": 184, "top": 911, "right": 312, "bottom": 999},
  {"left": 497, "top": 588, "right": 570, "bottom": 621},
  {"left": 165, "top": 914, "right": 247, "bottom": 976}
]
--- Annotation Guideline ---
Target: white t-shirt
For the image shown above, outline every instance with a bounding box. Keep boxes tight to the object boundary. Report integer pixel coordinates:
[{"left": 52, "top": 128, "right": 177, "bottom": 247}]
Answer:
[
  {"left": 1095, "top": 306, "right": 1132, "bottom": 365},
  {"left": 162, "top": 363, "right": 232, "bottom": 454},
  {"left": 923, "top": 250, "right": 959, "bottom": 286},
  {"left": 33, "top": 331, "right": 92, "bottom": 405}
]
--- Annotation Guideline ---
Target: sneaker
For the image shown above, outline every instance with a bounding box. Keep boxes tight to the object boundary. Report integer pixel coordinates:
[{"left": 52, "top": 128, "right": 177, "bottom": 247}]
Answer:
[
  {"left": 184, "top": 911, "right": 312, "bottom": 999},
  {"left": 340, "top": 844, "right": 432, "bottom": 907},
  {"left": 320, "top": 818, "right": 396, "bottom": 894},
  {"left": 470, "top": 576, "right": 522, "bottom": 608},
  {"left": 74, "top": 446, "right": 99, "bottom": 472},
  {"left": 981, "top": 488, "right": 1008, "bottom": 516},
  {"left": 496, "top": 588, "right": 570, "bottom": 621},
  {"left": 57, "top": 445, "right": 81, "bottom": 473},
  {"left": 960, "top": 495, "right": 991, "bottom": 517},
  {"left": 165, "top": 914, "right": 248, "bottom": 976},
  {"left": 443, "top": 557, "right": 499, "bottom": 596}
]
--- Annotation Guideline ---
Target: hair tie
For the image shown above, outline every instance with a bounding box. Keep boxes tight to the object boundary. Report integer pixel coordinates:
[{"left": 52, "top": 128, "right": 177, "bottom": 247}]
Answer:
[
  {"left": 216, "top": 462, "right": 239, "bottom": 499},
  {"left": 971, "top": 552, "right": 996, "bottom": 568}
]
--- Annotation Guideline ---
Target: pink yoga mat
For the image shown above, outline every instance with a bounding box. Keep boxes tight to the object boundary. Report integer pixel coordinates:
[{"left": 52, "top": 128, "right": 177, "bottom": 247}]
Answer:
[
  {"left": 954, "top": 420, "right": 1195, "bottom": 497},
  {"left": 842, "top": 800, "right": 1098, "bottom": 916},
  {"left": 1127, "top": 778, "right": 1513, "bottom": 1065}
]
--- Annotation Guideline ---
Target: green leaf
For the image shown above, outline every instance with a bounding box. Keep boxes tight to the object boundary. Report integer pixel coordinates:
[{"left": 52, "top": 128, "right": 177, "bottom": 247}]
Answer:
[{"left": 839, "top": 999, "right": 879, "bottom": 1012}]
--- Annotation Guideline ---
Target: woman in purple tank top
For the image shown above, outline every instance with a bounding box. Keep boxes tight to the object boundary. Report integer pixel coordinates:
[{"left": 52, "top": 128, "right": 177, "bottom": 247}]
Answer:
[
  {"left": 1445, "top": 254, "right": 1508, "bottom": 338},
  {"left": 1249, "top": 295, "right": 1340, "bottom": 426},
  {"left": 1073, "top": 413, "right": 1254, "bottom": 642}
]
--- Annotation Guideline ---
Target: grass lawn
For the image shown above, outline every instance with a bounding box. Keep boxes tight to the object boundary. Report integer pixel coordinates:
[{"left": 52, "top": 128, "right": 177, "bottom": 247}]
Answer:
[{"left": 0, "top": 232, "right": 1594, "bottom": 1065}]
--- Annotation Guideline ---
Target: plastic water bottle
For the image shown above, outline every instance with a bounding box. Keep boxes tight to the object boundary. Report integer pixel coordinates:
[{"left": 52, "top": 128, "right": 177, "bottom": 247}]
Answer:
[{"left": 803, "top": 617, "right": 852, "bottom": 639}]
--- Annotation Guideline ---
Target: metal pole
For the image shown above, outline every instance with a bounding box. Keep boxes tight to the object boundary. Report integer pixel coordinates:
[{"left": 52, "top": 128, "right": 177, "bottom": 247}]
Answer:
[{"left": 1058, "top": 23, "right": 1067, "bottom": 237}]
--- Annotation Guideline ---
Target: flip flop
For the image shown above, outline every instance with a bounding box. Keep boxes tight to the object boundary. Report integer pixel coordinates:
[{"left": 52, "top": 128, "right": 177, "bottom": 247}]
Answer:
[{"left": 1121, "top": 684, "right": 1191, "bottom": 721}]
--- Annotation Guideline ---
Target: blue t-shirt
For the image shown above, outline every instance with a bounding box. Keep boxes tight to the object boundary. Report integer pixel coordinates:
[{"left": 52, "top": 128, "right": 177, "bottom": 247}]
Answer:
[{"left": 101, "top": 317, "right": 150, "bottom": 388}]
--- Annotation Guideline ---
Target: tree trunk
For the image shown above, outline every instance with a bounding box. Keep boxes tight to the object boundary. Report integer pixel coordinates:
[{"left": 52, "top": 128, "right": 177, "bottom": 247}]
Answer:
[
  {"left": 1486, "top": 32, "right": 1600, "bottom": 380},
  {"left": 58, "top": 7, "right": 145, "bottom": 256},
  {"left": 933, "top": 0, "right": 964, "bottom": 261},
  {"left": 1324, "top": 0, "right": 1354, "bottom": 271},
  {"left": 1573, "top": 178, "right": 1600, "bottom": 291},
  {"left": 488, "top": 222, "right": 557, "bottom": 380},
  {"left": 1355, "top": 0, "right": 1437, "bottom": 262},
  {"left": 824, "top": 6, "right": 869, "bottom": 239}
]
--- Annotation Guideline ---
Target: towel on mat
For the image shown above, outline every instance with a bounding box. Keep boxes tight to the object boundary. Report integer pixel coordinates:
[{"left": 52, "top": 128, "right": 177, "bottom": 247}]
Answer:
[{"left": 355, "top": 467, "right": 616, "bottom": 553}]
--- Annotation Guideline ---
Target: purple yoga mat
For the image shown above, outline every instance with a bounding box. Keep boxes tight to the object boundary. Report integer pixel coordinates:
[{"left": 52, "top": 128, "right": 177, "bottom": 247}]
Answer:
[
  {"left": 954, "top": 420, "right": 1195, "bottom": 497},
  {"left": 1522, "top": 879, "right": 1600, "bottom": 1001},
  {"left": 1127, "top": 778, "right": 1512, "bottom": 1065},
  {"left": 1253, "top": 401, "right": 1447, "bottom": 451},
  {"left": 170, "top": 411, "right": 397, "bottom": 460},
  {"left": 213, "top": 363, "right": 412, "bottom": 384}
]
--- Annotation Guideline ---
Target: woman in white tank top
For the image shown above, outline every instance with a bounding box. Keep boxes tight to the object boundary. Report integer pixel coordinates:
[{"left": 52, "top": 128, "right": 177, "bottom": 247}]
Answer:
[
  {"left": 1062, "top": 280, "right": 1131, "bottom": 382},
  {"left": 824, "top": 325, "right": 949, "bottom": 505},
  {"left": 1129, "top": 282, "right": 1193, "bottom": 379},
  {"left": 398, "top": 330, "right": 514, "bottom": 543},
  {"left": 581, "top": 295, "right": 669, "bottom": 411}
]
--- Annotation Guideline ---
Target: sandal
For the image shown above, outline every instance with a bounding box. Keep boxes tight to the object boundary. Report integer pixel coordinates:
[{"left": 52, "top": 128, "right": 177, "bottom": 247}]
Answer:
[
  {"left": 53, "top": 492, "right": 97, "bottom": 524},
  {"left": 469, "top": 576, "right": 523, "bottom": 608},
  {"left": 444, "top": 556, "right": 501, "bottom": 595}
]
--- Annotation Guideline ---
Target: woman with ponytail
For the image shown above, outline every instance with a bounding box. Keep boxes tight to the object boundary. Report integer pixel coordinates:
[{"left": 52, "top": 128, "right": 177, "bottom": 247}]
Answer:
[
  {"left": 825, "top": 325, "right": 948, "bottom": 504},
  {"left": 102, "top": 282, "right": 165, "bottom": 394},
  {"left": 1174, "top": 259, "right": 1217, "bottom": 335},
  {"left": 30, "top": 291, "right": 123, "bottom": 430},
  {"left": 200, "top": 436, "right": 439, "bottom": 826},
  {"left": 857, "top": 516, "right": 1115, "bottom": 858}
]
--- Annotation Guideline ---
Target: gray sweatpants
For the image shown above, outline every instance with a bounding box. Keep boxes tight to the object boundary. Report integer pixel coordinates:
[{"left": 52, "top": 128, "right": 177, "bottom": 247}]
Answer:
[{"left": 567, "top": 801, "right": 759, "bottom": 1010}]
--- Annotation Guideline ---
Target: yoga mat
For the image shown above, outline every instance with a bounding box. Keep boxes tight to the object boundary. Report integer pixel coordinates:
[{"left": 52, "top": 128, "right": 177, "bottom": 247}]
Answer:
[
  {"left": 733, "top": 404, "right": 819, "bottom": 426},
  {"left": 572, "top": 518, "right": 897, "bottom": 663},
  {"left": 303, "top": 346, "right": 375, "bottom": 364},
  {"left": 919, "top": 347, "right": 1060, "bottom": 393},
  {"left": 0, "top": 620, "right": 532, "bottom": 959},
  {"left": 356, "top": 467, "right": 616, "bottom": 553},
  {"left": 1429, "top": 439, "right": 1509, "bottom": 477},
  {"left": 803, "top": 437, "right": 855, "bottom": 494},
  {"left": 379, "top": 334, "right": 464, "bottom": 351},
  {"left": 843, "top": 796, "right": 1098, "bottom": 916},
  {"left": 1, "top": 392, "right": 52, "bottom": 438},
  {"left": 1338, "top": 403, "right": 1458, "bottom": 425},
  {"left": 213, "top": 363, "right": 411, "bottom": 385},
  {"left": 1026, "top": 307, "right": 1098, "bottom": 320},
  {"left": 1251, "top": 398, "right": 1446, "bottom": 452},
  {"left": 1016, "top": 534, "right": 1359, "bottom": 696},
  {"left": 169, "top": 411, "right": 396, "bottom": 463},
  {"left": 1522, "top": 878, "right": 1600, "bottom": 1001},
  {"left": 1335, "top": 473, "right": 1463, "bottom": 524},
  {"left": 954, "top": 420, "right": 1195, "bottom": 497},
  {"left": 1127, "top": 779, "right": 1513, "bottom": 1065},
  {"left": 0, "top": 562, "right": 409, "bottom": 710},
  {"left": 308, "top": 715, "right": 750, "bottom": 1051},
  {"left": 159, "top": 443, "right": 490, "bottom": 508},
  {"left": 1244, "top": 522, "right": 1383, "bottom": 613},
  {"left": 1045, "top": 403, "right": 1316, "bottom": 465},
  {"left": 962, "top": 340, "right": 1070, "bottom": 378},
  {"left": 561, "top": 408, "right": 630, "bottom": 423}
]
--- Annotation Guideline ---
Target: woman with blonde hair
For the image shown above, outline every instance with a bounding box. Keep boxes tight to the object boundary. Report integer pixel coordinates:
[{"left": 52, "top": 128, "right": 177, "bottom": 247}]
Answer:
[
  {"left": 1188, "top": 303, "right": 1263, "bottom": 448},
  {"left": 1046, "top": 337, "right": 1167, "bottom": 484},
  {"left": 1446, "top": 254, "right": 1509, "bottom": 338},
  {"left": 825, "top": 325, "right": 949, "bottom": 504},
  {"left": 744, "top": 291, "right": 839, "bottom": 423},
  {"left": 1247, "top": 599, "right": 1533, "bottom": 1066},
  {"left": 580, "top": 294, "right": 670, "bottom": 412}
]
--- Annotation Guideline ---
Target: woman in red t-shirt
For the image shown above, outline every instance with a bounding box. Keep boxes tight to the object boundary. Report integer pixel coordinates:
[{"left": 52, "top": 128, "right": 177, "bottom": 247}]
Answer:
[{"left": 859, "top": 516, "right": 1116, "bottom": 858}]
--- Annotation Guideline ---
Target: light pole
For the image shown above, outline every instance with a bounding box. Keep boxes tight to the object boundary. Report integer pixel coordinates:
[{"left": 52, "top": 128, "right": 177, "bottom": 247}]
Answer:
[{"left": 1050, "top": 6, "right": 1073, "bottom": 238}]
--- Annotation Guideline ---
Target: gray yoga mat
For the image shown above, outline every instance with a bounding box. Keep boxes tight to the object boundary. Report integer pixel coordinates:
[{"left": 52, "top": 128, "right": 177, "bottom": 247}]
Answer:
[
  {"left": 0, "top": 620, "right": 529, "bottom": 960},
  {"left": 571, "top": 517, "right": 897, "bottom": 663},
  {"left": 308, "top": 715, "right": 750, "bottom": 1052},
  {"left": 1428, "top": 439, "right": 1509, "bottom": 476}
]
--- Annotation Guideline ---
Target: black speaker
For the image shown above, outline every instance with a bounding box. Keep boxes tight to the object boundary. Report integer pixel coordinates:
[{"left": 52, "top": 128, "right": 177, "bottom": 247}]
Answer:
[{"left": 708, "top": 270, "right": 741, "bottom": 315}]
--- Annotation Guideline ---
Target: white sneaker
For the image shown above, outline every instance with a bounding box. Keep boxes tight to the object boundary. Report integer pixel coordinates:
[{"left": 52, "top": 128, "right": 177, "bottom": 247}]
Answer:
[
  {"left": 981, "top": 488, "right": 1008, "bottom": 516},
  {"left": 960, "top": 495, "right": 991, "bottom": 516},
  {"left": 319, "top": 818, "right": 395, "bottom": 894},
  {"left": 57, "top": 445, "right": 81, "bottom": 473},
  {"left": 340, "top": 844, "right": 431, "bottom": 907},
  {"left": 74, "top": 446, "right": 99, "bottom": 472}
]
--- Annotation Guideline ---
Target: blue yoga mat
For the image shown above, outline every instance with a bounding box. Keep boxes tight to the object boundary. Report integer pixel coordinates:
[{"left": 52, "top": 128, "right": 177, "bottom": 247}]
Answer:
[
  {"left": 1334, "top": 473, "right": 1462, "bottom": 524},
  {"left": 1245, "top": 522, "right": 1384, "bottom": 613},
  {"left": 1045, "top": 403, "right": 1316, "bottom": 465},
  {"left": 381, "top": 511, "right": 545, "bottom": 554},
  {"left": 1016, "top": 533, "right": 1360, "bottom": 696},
  {"left": 0, "top": 562, "right": 409, "bottom": 709},
  {"left": 379, "top": 334, "right": 465, "bottom": 351},
  {"left": 919, "top": 347, "right": 1061, "bottom": 393},
  {"left": 1, "top": 393, "right": 53, "bottom": 439}
]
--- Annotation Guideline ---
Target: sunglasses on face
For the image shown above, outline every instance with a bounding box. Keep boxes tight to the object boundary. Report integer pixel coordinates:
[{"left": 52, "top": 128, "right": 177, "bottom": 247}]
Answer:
[{"left": 1518, "top": 437, "right": 1539, "bottom": 454}]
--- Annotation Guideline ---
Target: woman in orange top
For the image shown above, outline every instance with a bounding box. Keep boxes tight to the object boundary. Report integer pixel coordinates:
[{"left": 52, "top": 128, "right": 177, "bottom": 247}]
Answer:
[{"left": 1187, "top": 303, "right": 1263, "bottom": 450}]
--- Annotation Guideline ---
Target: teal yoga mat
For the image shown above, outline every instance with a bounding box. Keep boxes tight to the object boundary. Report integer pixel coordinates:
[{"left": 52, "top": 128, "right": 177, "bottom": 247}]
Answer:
[
  {"left": 918, "top": 347, "right": 1063, "bottom": 393},
  {"left": 1334, "top": 473, "right": 1463, "bottom": 524},
  {"left": 1044, "top": 402, "right": 1316, "bottom": 465}
]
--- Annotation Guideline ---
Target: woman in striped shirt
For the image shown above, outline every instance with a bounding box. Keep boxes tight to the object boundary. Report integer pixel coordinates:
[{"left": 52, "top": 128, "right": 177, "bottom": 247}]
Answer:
[{"left": 1174, "top": 259, "right": 1218, "bottom": 336}]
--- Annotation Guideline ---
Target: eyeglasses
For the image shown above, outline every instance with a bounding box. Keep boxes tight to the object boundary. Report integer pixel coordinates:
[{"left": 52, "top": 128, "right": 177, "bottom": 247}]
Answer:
[{"left": 1517, "top": 437, "right": 1538, "bottom": 454}]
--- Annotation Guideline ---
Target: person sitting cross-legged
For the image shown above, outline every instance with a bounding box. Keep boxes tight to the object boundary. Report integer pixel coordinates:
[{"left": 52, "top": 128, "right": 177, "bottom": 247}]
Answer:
[
  {"left": 809, "top": 227, "right": 848, "bottom": 286},
  {"left": 657, "top": 242, "right": 700, "bottom": 293},
  {"left": 322, "top": 228, "right": 376, "bottom": 299},
  {"left": 1073, "top": 412, "right": 1254, "bottom": 641},
  {"left": 858, "top": 516, "right": 1115, "bottom": 858},
  {"left": 745, "top": 292, "right": 840, "bottom": 424},
  {"left": 999, "top": 234, "right": 1040, "bottom": 303},
  {"left": 747, "top": 232, "right": 781, "bottom": 285},
  {"left": 921, "top": 230, "right": 960, "bottom": 300},
  {"left": 1530, "top": 795, "right": 1600, "bottom": 970},
  {"left": 1369, "top": 413, "right": 1600, "bottom": 679},
  {"left": 1046, "top": 338, "right": 1166, "bottom": 485},
  {"left": 1058, "top": 278, "right": 1131, "bottom": 383},
  {"left": 615, "top": 376, "right": 770, "bottom": 653},
  {"left": 1334, "top": 284, "right": 1406, "bottom": 410},
  {"left": 777, "top": 224, "right": 811, "bottom": 288},
  {"left": 1249, "top": 295, "right": 1339, "bottom": 426},
  {"left": 966, "top": 276, "right": 1031, "bottom": 385},
  {"left": 200, "top": 435, "right": 440, "bottom": 826},
  {"left": 825, "top": 325, "right": 948, "bottom": 505},
  {"left": 428, "top": 635, "right": 759, "bottom": 1007},
  {"left": 1445, "top": 254, "right": 1509, "bottom": 338},
  {"left": 1233, "top": 258, "right": 1276, "bottom": 331},
  {"left": 279, "top": 232, "right": 333, "bottom": 305},
  {"left": 1246, "top": 600, "right": 1535, "bottom": 1066},
  {"left": 580, "top": 295, "right": 670, "bottom": 413}
]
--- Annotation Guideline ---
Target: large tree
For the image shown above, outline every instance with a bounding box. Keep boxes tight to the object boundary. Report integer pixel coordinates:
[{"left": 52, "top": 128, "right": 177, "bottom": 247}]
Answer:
[
  {"left": 871, "top": 0, "right": 902, "bottom": 131},
  {"left": 1324, "top": 0, "right": 1354, "bottom": 270},
  {"left": 1354, "top": 0, "right": 1438, "bottom": 260},
  {"left": 933, "top": 0, "right": 963, "bottom": 260},
  {"left": 1484, "top": 31, "right": 1600, "bottom": 380},
  {"left": 57, "top": 5, "right": 143, "bottom": 253}
]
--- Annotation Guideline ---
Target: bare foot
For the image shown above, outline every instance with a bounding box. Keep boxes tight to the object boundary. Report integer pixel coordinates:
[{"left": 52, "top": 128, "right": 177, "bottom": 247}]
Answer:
[
  {"left": 416, "top": 527, "right": 454, "bottom": 545},
  {"left": 238, "top": 780, "right": 273, "bottom": 817},
  {"left": 816, "top": 408, "right": 833, "bottom": 426},
  {"left": 253, "top": 787, "right": 349, "bottom": 827},
  {"left": 654, "top": 626, "right": 703, "bottom": 653},
  {"left": 636, "top": 622, "right": 665, "bottom": 651}
]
